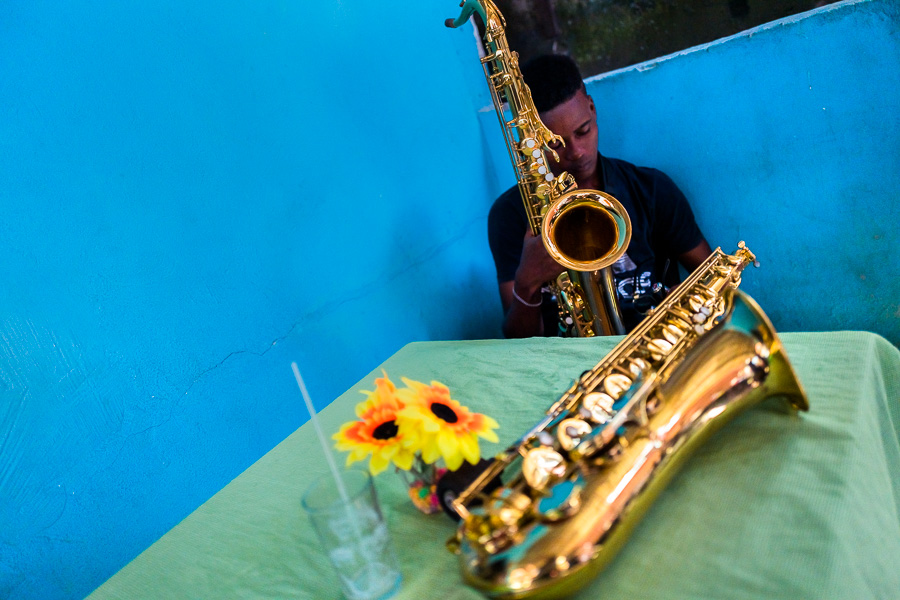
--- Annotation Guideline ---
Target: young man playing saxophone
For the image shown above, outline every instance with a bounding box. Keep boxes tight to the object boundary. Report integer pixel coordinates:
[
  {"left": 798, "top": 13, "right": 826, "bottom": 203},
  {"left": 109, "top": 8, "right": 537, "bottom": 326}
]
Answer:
[{"left": 488, "top": 54, "right": 712, "bottom": 338}]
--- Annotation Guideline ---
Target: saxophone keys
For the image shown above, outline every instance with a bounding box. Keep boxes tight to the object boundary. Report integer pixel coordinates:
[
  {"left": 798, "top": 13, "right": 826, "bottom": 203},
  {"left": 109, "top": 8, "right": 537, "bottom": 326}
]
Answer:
[
  {"left": 535, "top": 476, "right": 584, "bottom": 522},
  {"left": 713, "top": 296, "right": 727, "bottom": 317},
  {"left": 628, "top": 357, "right": 650, "bottom": 377},
  {"left": 603, "top": 373, "right": 633, "bottom": 398},
  {"left": 487, "top": 488, "right": 532, "bottom": 528},
  {"left": 557, "top": 418, "right": 592, "bottom": 451},
  {"left": 535, "top": 182, "right": 551, "bottom": 201},
  {"left": 517, "top": 138, "right": 541, "bottom": 160},
  {"left": 661, "top": 323, "right": 685, "bottom": 345},
  {"left": 582, "top": 392, "right": 615, "bottom": 424},
  {"left": 668, "top": 306, "right": 695, "bottom": 327},
  {"left": 647, "top": 338, "right": 674, "bottom": 361},
  {"left": 688, "top": 293, "right": 712, "bottom": 313},
  {"left": 523, "top": 446, "right": 567, "bottom": 490}
]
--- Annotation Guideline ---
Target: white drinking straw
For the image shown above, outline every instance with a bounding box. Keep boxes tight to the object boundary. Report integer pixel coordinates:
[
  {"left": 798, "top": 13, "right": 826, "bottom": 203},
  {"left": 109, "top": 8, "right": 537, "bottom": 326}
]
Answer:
[
  {"left": 292, "top": 363, "right": 400, "bottom": 597},
  {"left": 291, "top": 362, "right": 354, "bottom": 505}
]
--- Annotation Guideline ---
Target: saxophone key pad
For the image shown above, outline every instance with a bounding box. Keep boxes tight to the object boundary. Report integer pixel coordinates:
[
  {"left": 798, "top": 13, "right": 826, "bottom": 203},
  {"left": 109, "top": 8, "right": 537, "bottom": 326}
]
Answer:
[
  {"left": 661, "top": 323, "right": 685, "bottom": 345},
  {"left": 627, "top": 357, "right": 650, "bottom": 377},
  {"left": 582, "top": 391, "right": 615, "bottom": 423},
  {"left": 647, "top": 338, "right": 674, "bottom": 361},
  {"left": 603, "top": 374, "right": 633, "bottom": 398},
  {"left": 537, "top": 430, "right": 555, "bottom": 447},
  {"left": 557, "top": 418, "right": 592, "bottom": 451},
  {"left": 523, "top": 447, "right": 567, "bottom": 490}
]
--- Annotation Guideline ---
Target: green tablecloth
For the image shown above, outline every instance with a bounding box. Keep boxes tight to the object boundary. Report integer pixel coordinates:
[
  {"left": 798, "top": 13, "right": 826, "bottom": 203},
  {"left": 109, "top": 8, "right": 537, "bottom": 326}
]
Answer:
[{"left": 89, "top": 331, "right": 900, "bottom": 600}]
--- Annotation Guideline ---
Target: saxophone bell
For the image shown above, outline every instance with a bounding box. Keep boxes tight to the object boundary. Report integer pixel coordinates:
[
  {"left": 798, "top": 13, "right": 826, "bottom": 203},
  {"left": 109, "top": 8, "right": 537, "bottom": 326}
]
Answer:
[
  {"left": 542, "top": 189, "right": 631, "bottom": 272},
  {"left": 544, "top": 189, "right": 633, "bottom": 336}
]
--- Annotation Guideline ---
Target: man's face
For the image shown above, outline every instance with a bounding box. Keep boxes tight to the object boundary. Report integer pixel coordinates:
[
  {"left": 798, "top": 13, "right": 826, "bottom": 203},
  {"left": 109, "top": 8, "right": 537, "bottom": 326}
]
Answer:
[{"left": 540, "top": 88, "right": 599, "bottom": 188}]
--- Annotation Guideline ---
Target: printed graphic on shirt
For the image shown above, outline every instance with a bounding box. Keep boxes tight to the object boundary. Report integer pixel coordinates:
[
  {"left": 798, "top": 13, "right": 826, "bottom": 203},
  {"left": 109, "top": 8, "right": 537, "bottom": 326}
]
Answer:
[{"left": 611, "top": 253, "right": 664, "bottom": 314}]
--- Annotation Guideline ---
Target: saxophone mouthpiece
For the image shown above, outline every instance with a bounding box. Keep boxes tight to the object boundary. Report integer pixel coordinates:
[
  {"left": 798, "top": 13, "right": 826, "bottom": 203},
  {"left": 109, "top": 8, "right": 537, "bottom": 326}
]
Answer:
[{"left": 447, "top": 0, "right": 485, "bottom": 29}]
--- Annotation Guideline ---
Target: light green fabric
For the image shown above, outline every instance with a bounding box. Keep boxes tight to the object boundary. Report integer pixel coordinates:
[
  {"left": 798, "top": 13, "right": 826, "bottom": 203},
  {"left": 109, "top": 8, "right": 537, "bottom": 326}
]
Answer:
[{"left": 89, "top": 331, "right": 900, "bottom": 599}]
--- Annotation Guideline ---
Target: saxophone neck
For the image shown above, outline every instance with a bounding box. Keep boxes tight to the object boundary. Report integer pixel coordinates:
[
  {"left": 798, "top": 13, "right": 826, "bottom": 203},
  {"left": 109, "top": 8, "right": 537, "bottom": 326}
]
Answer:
[{"left": 445, "top": 0, "right": 499, "bottom": 31}]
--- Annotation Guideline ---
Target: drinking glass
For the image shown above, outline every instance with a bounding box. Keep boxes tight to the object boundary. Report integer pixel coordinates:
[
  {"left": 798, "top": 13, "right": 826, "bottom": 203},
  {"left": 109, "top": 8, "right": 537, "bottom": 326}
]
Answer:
[{"left": 302, "top": 469, "right": 402, "bottom": 600}]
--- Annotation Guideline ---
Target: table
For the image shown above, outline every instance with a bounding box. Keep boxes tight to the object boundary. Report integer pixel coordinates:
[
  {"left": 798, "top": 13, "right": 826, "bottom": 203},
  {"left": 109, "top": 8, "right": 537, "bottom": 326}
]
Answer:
[{"left": 89, "top": 331, "right": 900, "bottom": 600}]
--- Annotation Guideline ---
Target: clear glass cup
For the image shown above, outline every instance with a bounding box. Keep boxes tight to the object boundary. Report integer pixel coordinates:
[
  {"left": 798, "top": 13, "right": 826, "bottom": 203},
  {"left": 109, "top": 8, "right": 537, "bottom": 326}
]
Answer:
[{"left": 302, "top": 469, "right": 402, "bottom": 600}]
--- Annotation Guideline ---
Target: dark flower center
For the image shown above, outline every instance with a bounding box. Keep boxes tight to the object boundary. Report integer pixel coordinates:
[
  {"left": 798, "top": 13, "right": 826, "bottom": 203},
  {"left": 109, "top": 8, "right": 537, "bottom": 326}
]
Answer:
[
  {"left": 372, "top": 420, "right": 399, "bottom": 440},
  {"left": 430, "top": 402, "right": 458, "bottom": 423}
]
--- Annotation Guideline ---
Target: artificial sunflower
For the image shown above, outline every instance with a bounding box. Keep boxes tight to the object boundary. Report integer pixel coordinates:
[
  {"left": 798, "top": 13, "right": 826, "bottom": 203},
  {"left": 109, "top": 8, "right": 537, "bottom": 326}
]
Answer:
[
  {"left": 332, "top": 372, "right": 418, "bottom": 475},
  {"left": 397, "top": 377, "right": 499, "bottom": 471}
]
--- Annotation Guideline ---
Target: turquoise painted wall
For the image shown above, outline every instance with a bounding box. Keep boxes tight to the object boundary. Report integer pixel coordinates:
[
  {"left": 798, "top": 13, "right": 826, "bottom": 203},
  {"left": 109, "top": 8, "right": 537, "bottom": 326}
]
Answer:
[
  {"left": 0, "top": 2, "right": 502, "bottom": 598},
  {"left": 585, "top": 0, "right": 900, "bottom": 346}
]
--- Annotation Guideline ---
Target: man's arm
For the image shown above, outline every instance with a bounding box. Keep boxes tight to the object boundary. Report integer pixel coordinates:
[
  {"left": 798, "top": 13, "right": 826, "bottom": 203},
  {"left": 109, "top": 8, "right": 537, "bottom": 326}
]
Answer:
[
  {"left": 499, "top": 231, "right": 565, "bottom": 338},
  {"left": 677, "top": 238, "right": 713, "bottom": 274},
  {"left": 499, "top": 280, "right": 544, "bottom": 337}
]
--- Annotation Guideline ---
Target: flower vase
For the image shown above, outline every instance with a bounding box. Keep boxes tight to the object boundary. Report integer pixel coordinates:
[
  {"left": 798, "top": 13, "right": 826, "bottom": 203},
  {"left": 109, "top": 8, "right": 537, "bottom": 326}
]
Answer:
[{"left": 398, "top": 458, "right": 447, "bottom": 515}]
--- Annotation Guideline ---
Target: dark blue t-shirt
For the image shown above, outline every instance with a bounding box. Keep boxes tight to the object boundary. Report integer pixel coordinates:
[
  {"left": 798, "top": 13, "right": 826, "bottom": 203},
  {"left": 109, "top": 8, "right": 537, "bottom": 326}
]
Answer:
[{"left": 487, "top": 154, "right": 704, "bottom": 334}]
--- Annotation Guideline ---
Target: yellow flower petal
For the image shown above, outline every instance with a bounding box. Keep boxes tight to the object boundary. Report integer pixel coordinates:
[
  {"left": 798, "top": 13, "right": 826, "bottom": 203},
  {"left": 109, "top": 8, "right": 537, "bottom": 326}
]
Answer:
[
  {"left": 443, "top": 448, "right": 464, "bottom": 471},
  {"left": 348, "top": 448, "right": 369, "bottom": 463},
  {"left": 482, "top": 415, "right": 500, "bottom": 430},
  {"left": 436, "top": 429, "right": 467, "bottom": 471},
  {"left": 392, "top": 449, "right": 414, "bottom": 471},
  {"left": 437, "top": 428, "right": 460, "bottom": 459},
  {"left": 369, "top": 453, "right": 390, "bottom": 476},
  {"left": 459, "top": 433, "right": 480, "bottom": 465},
  {"left": 477, "top": 428, "right": 499, "bottom": 444},
  {"left": 420, "top": 435, "right": 442, "bottom": 464}
]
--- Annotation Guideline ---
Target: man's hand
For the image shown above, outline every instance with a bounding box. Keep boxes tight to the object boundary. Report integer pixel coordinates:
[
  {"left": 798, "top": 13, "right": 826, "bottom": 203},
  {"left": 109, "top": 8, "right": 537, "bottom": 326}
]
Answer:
[
  {"left": 512, "top": 231, "right": 566, "bottom": 305},
  {"left": 497, "top": 231, "right": 566, "bottom": 338}
]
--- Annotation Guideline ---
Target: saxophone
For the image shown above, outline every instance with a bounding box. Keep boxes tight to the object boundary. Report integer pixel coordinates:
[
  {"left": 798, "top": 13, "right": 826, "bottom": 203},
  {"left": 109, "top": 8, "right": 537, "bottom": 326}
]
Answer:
[
  {"left": 446, "top": 0, "right": 631, "bottom": 336},
  {"left": 446, "top": 242, "right": 809, "bottom": 599}
]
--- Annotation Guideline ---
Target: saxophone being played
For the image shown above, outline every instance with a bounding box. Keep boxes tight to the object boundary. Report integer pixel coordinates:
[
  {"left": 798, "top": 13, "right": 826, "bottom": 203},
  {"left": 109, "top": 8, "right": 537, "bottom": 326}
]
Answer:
[
  {"left": 446, "top": 0, "right": 631, "bottom": 336},
  {"left": 443, "top": 241, "right": 808, "bottom": 599}
]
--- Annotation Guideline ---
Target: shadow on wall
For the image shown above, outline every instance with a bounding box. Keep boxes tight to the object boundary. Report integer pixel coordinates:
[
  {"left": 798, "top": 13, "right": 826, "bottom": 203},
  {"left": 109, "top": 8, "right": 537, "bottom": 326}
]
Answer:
[{"left": 382, "top": 197, "right": 503, "bottom": 343}]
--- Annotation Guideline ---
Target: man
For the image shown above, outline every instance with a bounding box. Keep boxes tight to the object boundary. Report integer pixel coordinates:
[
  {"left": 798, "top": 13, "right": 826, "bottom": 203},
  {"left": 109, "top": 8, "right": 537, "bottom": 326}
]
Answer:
[{"left": 488, "top": 54, "right": 712, "bottom": 337}]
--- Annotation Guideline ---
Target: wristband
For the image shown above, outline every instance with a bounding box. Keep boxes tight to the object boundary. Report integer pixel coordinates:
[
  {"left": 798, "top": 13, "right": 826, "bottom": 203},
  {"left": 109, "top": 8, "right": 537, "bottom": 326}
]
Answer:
[{"left": 512, "top": 285, "right": 542, "bottom": 308}]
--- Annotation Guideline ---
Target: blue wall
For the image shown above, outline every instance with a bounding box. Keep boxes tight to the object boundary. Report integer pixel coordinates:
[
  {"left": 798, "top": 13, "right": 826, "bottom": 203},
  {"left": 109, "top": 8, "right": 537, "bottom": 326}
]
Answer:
[
  {"left": 2, "top": 0, "right": 898, "bottom": 598},
  {"left": 0, "top": 2, "right": 502, "bottom": 598},
  {"left": 584, "top": 0, "right": 900, "bottom": 345}
]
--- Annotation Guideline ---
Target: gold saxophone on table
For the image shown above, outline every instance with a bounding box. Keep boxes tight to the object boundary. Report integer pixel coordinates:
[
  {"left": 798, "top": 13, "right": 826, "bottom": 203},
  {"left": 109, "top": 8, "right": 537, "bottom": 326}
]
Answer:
[
  {"left": 446, "top": 0, "right": 631, "bottom": 336},
  {"left": 444, "top": 240, "right": 809, "bottom": 599}
]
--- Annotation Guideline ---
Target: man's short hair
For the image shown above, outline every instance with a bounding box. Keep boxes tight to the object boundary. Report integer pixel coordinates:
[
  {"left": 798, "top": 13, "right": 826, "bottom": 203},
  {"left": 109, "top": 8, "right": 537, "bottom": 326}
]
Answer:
[{"left": 521, "top": 54, "right": 586, "bottom": 113}]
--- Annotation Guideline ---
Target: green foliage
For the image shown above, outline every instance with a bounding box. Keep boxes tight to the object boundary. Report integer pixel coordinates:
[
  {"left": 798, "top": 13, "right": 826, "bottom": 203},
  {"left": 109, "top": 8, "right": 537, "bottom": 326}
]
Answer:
[{"left": 495, "top": 0, "right": 836, "bottom": 76}]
